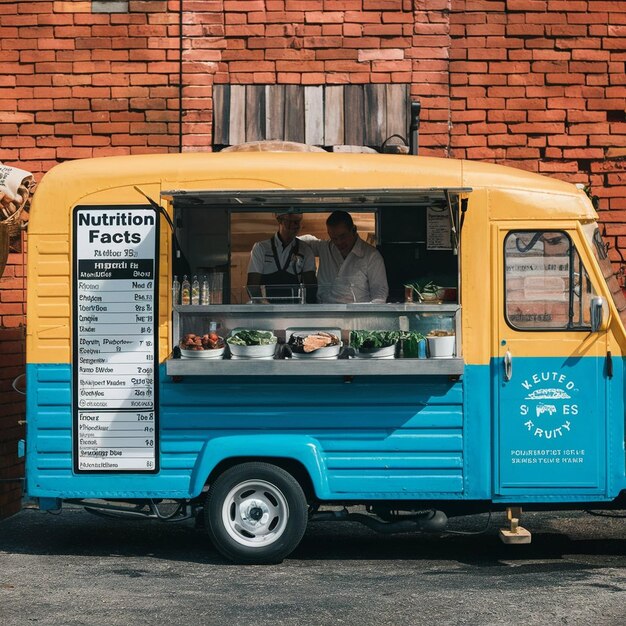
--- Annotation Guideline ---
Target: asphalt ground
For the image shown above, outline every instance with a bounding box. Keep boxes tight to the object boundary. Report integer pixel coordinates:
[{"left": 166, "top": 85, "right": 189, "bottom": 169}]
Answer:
[{"left": 0, "top": 505, "right": 624, "bottom": 626}]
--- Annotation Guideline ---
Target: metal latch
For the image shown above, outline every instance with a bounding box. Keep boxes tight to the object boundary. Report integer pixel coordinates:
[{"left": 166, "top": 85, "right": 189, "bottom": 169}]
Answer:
[{"left": 503, "top": 350, "right": 512, "bottom": 381}]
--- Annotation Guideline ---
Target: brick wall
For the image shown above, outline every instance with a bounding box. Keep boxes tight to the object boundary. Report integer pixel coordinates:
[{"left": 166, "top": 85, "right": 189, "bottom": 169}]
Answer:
[
  {"left": 1, "top": 0, "right": 180, "bottom": 177},
  {"left": 0, "top": 0, "right": 625, "bottom": 517},
  {"left": 0, "top": 246, "right": 26, "bottom": 519},
  {"left": 448, "top": 0, "right": 626, "bottom": 265}
]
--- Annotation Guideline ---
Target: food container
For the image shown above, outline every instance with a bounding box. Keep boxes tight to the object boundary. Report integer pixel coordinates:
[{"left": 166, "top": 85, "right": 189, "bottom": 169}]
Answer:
[
  {"left": 427, "top": 335, "right": 455, "bottom": 358},
  {"left": 227, "top": 329, "right": 277, "bottom": 359},
  {"left": 228, "top": 343, "right": 277, "bottom": 359},
  {"left": 419, "top": 291, "right": 441, "bottom": 303},
  {"left": 179, "top": 332, "right": 225, "bottom": 359},
  {"left": 354, "top": 344, "right": 396, "bottom": 359},
  {"left": 180, "top": 346, "right": 225, "bottom": 359},
  {"left": 350, "top": 330, "right": 399, "bottom": 359},
  {"left": 287, "top": 329, "right": 342, "bottom": 359},
  {"left": 441, "top": 287, "right": 457, "bottom": 302}
]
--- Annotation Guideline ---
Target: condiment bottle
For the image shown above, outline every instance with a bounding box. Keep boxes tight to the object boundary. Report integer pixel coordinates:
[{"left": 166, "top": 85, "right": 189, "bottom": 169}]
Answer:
[
  {"left": 172, "top": 275, "right": 180, "bottom": 306},
  {"left": 200, "top": 274, "right": 210, "bottom": 305},
  {"left": 191, "top": 275, "right": 200, "bottom": 305},
  {"left": 181, "top": 275, "right": 191, "bottom": 305}
]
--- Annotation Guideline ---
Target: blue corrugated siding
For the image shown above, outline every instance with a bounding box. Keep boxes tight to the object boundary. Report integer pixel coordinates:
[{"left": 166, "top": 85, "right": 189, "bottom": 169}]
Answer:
[
  {"left": 24, "top": 359, "right": 626, "bottom": 503},
  {"left": 161, "top": 374, "right": 464, "bottom": 497},
  {"left": 26, "top": 363, "right": 465, "bottom": 499}
]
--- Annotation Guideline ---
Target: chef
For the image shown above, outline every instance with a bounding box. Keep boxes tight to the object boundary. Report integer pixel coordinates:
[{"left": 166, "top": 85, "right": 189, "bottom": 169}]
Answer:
[
  {"left": 302, "top": 210, "right": 388, "bottom": 304},
  {"left": 247, "top": 209, "right": 317, "bottom": 303}
]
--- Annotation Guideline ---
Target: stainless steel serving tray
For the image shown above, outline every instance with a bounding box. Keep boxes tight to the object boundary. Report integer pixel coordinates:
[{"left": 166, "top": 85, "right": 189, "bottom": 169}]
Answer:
[{"left": 166, "top": 357, "right": 464, "bottom": 377}]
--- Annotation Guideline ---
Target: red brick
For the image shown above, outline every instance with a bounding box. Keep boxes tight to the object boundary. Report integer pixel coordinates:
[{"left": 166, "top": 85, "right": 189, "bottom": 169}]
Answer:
[
  {"left": 345, "top": 11, "right": 382, "bottom": 24},
  {"left": 0, "top": 316, "right": 25, "bottom": 329}
]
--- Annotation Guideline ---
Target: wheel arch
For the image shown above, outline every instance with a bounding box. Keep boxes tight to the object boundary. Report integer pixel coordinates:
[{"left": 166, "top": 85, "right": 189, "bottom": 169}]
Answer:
[
  {"left": 207, "top": 456, "right": 317, "bottom": 501},
  {"left": 189, "top": 435, "right": 328, "bottom": 500}
]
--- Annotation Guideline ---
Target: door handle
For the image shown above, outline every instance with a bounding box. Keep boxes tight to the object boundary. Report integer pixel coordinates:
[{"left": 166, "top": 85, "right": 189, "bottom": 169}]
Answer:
[{"left": 503, "top": 350, "right": 512, "bottom": 381}]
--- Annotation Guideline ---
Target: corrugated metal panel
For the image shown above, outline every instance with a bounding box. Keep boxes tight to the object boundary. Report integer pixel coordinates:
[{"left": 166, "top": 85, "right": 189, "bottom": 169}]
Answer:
[
  {"left": 159, "top": 376, "right": 464, "bottom": 497},
  {"left": 27, "top": 363, "right": 465, "bottom": 499}
]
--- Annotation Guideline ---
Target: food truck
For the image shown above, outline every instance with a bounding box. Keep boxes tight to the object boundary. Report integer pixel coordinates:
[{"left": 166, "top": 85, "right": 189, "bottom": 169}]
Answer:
[{"left": 22, "top": 150, "right": 626, "bottom": 563}]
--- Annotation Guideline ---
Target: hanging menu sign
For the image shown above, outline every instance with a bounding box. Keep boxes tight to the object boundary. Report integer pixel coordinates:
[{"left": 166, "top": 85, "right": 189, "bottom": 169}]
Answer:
[
  {"left": 73, "top": 206, "right": 159, "bottom": 473},
  {"left": 426, "top": 206, "right": 453, "bottom": 250}
]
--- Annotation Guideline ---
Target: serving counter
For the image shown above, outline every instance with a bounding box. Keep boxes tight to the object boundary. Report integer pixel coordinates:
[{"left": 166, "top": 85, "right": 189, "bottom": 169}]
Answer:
[{"left": 167, "top": 303, "right": 462, "bottom": 377}]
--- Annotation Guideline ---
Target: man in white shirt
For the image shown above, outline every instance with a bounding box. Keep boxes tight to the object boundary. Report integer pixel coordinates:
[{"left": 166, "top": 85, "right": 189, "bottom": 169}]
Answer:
[
  {"left": 247, "top": 210, "right": 317, "bottom": 303},
  {"left": 303, "top": 210, "right": 388, "bottom": 304}
]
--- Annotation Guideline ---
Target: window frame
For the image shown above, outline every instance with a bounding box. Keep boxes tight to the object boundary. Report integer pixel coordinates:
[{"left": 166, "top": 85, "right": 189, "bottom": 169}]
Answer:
[{"left": 503, "top": 229, "right": 593, "bottom": 333}]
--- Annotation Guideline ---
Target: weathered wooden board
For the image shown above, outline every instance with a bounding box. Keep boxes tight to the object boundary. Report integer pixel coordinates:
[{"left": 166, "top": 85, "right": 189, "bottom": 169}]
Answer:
[
  {"left": 386, "top": 83, "right": 408, "bottom": 142},
  {"left": 364, "top": 83, "right": 385, "bottom": 147},
  {"left": 344, "top": 85, "right": 365, "bottom": 146},
  {"left": 214, "top": 84, "right": 409, "bottom": 149},
  {"left": 245, "top": 85, "right": 265, "bottom": 142},
  {"left": 284, "top": 85, "right": 305, "bottom": 143},
  {"left": 213, "top": 84, "right": 229, "bottom": 145},
  {"left": 228, "top": 85, "right": 246, "bottom": 146},
  {"left": 265, "top": 85, "right": 285, "bottom": 141},
  {"left": 304, "top": 85, "right": 324, "bottom": 146},
  {"left": 324, "top": 85, "right": 344, "bottom": 146}
]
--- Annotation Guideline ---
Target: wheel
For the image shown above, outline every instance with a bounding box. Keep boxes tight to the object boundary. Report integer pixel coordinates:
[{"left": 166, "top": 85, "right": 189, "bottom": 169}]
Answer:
[{"left": 204, "top": 462, "right": 308, "bottom": 564}]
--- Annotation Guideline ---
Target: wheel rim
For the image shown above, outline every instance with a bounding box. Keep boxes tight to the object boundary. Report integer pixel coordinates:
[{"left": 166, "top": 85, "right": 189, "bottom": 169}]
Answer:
[{"left": 221, "top": 479, "right": 290, "bottom": 548}]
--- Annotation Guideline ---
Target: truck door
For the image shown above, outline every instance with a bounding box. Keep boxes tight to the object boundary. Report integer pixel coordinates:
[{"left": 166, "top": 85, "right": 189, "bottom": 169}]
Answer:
[{"left": 495, "top": 226, "right": 608, "bottom": 497}]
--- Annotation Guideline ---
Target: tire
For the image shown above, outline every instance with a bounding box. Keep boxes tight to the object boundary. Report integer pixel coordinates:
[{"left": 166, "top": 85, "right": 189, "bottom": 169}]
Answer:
[{"left": 204, "top": 462, "right": 308, "bottom": 564}]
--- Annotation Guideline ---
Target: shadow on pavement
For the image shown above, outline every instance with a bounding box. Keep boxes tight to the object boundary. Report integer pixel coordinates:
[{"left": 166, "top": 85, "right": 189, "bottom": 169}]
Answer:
[{"left": 1, "top": 507, "right": 625, "bottom": 568}]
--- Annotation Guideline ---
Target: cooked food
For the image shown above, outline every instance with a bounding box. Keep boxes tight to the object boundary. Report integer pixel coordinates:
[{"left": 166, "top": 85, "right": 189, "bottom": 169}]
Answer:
[
  {"left": 288, "top": 331, "right": 340, "bottom": 353},
  {"left": 180, "top": 332, "right": 224, "bottom": 351},
  {"left": 228, "top": 329, "right": 277, "bottom": 346},
  {"left": 427, "top": 329, "right": 455, "bottom": 337},
  {"left": 350, "top": 330, "right": 399, "bottom": 351}
]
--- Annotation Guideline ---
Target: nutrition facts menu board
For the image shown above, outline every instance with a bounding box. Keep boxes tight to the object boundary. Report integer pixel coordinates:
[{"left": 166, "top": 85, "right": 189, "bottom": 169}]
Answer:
[{"left": 72, "top": 206, "right": 159, "bottom": 473}]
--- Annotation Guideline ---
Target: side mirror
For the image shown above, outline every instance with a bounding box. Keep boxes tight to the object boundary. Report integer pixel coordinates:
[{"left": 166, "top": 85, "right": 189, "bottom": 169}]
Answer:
[{"left": 590, "top": 296, "right": 605, "bottom": 332}]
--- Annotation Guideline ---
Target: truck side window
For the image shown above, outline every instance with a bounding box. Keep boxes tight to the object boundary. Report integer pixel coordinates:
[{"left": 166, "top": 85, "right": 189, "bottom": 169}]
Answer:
[{"left": 505, "top": 231, "right": 596, "bottom": 330}]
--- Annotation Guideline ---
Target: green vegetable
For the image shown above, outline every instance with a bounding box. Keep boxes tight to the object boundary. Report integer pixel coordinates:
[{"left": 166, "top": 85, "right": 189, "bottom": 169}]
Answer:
[
  {"left": 228, "top": 329, "right": 276, "bottom": 346},
  {"left": 350, "top": 330, "right": 400, "bottom": 351},
  {"left": 399, "top": 331, "right": 426, "bottom": 358},
  {"left": 407, "top": 281, "right": 442, "bottom": 302}
]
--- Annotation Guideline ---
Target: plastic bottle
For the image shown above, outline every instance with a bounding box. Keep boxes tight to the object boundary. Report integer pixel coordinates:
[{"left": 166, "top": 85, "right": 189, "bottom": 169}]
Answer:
[
  {"left": 191, "top": 275, "right": 200, "bottom": 305},
  {"left": 172, "top": 275, "right": 180, "bottom": 306},
  {"left": 200, "top": 274, "right": 210, "bottom": 305},
  {"left": 181, "top": 275, "right": 191, "bottom": 305},
  {"left": 209, "top": 321, "right": 217, "bottom": 334}
]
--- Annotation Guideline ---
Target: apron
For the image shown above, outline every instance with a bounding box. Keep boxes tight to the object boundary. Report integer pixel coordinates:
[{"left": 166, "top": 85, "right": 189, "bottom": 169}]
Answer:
[{"left": 262, "top": 237, "right": 303, "bottom": 302}]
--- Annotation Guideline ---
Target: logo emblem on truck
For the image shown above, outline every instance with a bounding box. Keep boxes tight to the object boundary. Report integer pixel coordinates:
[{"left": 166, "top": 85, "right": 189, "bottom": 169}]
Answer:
[{"left": 519, "top": 371, "right": 579, "bottom": 440}]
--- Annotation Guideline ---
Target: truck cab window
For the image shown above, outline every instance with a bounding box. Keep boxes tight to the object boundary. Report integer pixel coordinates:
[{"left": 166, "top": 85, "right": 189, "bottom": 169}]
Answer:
[{"left": 505, "top": 230, "right": 596, "bottom": 330}]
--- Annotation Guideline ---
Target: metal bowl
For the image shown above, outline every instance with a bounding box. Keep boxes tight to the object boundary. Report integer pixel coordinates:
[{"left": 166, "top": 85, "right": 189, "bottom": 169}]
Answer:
[
  {"left": 180, "top": 346, "right": 225, "bottom": 359},
  {"left": 354, "top": 343, "right": 397, "bottom": 359},
  {"left": 227, "top": 341, "right": 277, "bottom": 358},
  {"left": 288, "top": 331, "right": 342, "bottom": 359}
]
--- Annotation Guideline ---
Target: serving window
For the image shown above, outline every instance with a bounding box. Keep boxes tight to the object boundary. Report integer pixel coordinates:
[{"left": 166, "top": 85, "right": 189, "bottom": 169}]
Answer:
[
  {"left": 162, "top": 188, "right": 468, "bottom": 375},
  {"left": 166, "top": 188, "right": 467, "bottom": 306}
]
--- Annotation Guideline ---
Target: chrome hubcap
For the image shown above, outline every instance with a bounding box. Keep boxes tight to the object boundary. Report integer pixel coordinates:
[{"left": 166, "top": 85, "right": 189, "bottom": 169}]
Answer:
[{"left": 221, "top": 479, "right": 289, "bottom": 547}]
